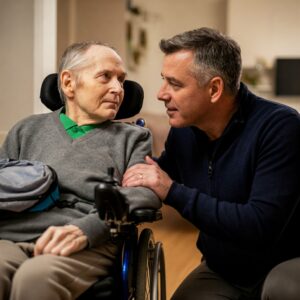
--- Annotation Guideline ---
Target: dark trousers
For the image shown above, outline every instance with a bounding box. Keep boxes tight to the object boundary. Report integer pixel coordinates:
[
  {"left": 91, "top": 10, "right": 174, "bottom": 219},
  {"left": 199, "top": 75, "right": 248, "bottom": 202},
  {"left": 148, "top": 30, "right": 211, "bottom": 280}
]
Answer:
[
  {"left": 261, "top": 257, "right": 300, "bottom": 300},
  {"left": 171, "top": 259, "right": 300, "bottom": 300}
]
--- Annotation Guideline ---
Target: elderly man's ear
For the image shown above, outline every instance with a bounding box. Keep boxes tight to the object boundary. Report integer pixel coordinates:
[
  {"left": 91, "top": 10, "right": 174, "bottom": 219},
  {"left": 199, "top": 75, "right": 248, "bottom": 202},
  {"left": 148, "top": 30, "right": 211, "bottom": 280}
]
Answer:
[{"left": 61, "top": 71, "right": 75, "bottom": 99}]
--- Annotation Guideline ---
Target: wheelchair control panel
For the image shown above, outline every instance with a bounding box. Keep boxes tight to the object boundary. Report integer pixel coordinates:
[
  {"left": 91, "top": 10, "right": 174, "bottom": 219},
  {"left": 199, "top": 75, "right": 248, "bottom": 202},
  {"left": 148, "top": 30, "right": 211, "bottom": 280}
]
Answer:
[{"left": 95, "top": 167, "right": 162, "bottom": 237}]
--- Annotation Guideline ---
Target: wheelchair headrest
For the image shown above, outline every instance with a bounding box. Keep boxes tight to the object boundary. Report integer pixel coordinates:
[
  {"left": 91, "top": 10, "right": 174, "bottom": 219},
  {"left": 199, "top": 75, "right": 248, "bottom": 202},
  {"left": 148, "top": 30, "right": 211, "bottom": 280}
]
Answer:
[{"left": 40, "top": 73, "right": 144, "bottom": 120}]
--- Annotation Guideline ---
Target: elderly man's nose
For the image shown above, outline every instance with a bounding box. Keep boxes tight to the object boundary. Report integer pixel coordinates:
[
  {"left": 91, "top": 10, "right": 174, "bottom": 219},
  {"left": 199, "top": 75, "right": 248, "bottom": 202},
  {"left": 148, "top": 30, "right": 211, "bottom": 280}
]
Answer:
[{"left": 111, "top": 79, "right": 123, "bottom": 93}]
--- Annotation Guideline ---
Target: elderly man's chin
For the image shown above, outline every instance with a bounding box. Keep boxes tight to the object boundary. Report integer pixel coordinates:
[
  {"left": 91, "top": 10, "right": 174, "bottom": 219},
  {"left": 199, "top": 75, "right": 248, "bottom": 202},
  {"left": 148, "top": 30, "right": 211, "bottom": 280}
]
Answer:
[
  {"left": 91, "top": 109, "right": 117, "bottom": 123},
  {"left": 104, "top": 109, "right": 118, "bottom": 121}
]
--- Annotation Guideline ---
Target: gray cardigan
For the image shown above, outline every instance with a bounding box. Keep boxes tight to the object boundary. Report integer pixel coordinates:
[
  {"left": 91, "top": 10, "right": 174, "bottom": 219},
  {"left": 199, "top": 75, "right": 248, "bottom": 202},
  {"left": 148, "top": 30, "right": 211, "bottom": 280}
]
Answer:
[{"left": 0, "top": 110, "right": 161, "bottom": 247}]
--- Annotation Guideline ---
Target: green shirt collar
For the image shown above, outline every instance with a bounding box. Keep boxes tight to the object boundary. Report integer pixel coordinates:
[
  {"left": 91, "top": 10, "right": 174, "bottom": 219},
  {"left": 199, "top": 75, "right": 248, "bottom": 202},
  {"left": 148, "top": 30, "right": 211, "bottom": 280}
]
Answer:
[{"left": 59, "top": 113, "right": 99, "bottom": 139}]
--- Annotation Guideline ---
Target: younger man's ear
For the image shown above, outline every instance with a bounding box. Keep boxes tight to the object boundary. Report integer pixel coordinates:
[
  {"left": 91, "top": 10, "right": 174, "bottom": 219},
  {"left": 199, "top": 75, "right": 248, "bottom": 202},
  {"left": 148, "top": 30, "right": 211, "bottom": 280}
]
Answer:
[
  {"left": 209, "top": 76, "right": 224, "bottom": 103},
  {"left": 60, "top": 70, "right": 75, "bottom": 98}
]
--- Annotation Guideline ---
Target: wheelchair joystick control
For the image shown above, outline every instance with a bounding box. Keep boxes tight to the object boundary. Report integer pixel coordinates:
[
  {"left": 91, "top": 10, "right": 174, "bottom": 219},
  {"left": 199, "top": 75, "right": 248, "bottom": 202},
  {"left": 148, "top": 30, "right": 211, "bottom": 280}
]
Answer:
[
  {"left": 95, "top": 168, "right": 129, "bottom": 235},
  {"left": 107, "top": 167, "right": 114, "bottom": 179}
]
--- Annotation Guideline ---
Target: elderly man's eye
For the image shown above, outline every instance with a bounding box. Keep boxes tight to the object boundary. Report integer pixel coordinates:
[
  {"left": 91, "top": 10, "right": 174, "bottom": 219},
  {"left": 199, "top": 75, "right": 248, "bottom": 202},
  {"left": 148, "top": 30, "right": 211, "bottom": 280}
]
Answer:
[
  {"left": 102, "top": 73, "right": 111, "bottom": 80},
  {"left": 96, "top": 72, "right": 111, "bottom": 81},
  {"left": 118, "top": 76, "right": 126, "bottom": 86}
]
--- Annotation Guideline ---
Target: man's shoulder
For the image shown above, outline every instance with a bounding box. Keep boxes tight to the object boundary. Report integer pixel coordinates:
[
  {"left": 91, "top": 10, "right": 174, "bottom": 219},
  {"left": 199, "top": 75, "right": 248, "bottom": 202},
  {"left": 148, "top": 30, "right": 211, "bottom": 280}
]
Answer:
[
  {"left": 241, "top": 90, "right": 299, "bottom": 128},
  {"left": 255, "top": 98, "right": 299, "bottom": 125},
  {"left": 239, "top": 84, "right": 299, "bottom": 122},
  {"left": 12, "top": 111, "right": 57, "bottom": 129},
  {"left": 110, "top": 120, "right": 151, "bottom": 135},
  {"left": 242, "top": 96, "right": 300, "bottom": 145},
  {"left": 259, "top": 96, "right": 298, "bottom": 113}
]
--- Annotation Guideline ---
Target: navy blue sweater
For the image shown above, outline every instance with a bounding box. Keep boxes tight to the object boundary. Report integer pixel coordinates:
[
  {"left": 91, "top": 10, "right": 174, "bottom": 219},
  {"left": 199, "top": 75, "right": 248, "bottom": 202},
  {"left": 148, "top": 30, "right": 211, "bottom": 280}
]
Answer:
[{"left": 159, "top": 83, "right": 300, "bottom": 285}]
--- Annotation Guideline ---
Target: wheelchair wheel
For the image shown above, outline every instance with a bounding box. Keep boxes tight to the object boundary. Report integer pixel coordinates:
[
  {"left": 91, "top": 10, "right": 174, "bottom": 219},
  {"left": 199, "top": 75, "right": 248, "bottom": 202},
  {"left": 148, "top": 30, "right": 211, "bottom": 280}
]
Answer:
[
  {"left": 135, "top": 229, "right": 166, "bottom": 300},
  {"left": 151, "top": 242, "right": 166, "bottom": 300}
]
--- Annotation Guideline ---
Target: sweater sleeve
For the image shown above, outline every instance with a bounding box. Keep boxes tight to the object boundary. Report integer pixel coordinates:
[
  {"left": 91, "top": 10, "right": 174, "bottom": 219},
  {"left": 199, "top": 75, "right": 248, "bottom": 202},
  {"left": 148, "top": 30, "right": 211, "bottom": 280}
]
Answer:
[
  {"left": 68, "top": 209, "right": 110, "bottom": 248},
  {"left": 119, "top": 127, "right": 162, "bottom": 211}
]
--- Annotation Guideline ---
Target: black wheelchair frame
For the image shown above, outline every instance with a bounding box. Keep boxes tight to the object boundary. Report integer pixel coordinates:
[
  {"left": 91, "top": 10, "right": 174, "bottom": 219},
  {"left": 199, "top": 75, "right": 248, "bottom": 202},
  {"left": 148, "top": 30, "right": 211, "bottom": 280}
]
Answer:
[{"left": 40, "top": 74, "right": 167, "bottom": 300}]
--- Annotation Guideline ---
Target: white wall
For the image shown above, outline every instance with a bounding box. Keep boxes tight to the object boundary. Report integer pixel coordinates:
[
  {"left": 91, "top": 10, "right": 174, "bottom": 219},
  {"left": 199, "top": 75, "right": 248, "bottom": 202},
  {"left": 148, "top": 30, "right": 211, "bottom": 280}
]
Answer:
[
  {"left": 227, "top": 0, "right": 300, "bottom": 68},
  {"left": 57, "top": 0, "right": 126, "bottom": 65},
  {"left": 33, "top": 0, "right": 57, "bottom": 114},
  {"left": 0, "top": 0, "right": 57, "bottom": 142},
  {"left": 227, "top": 0, "right": 300, "bottom": 111},
  {"left": 0, "top": 0, "right": 34, "bottom": 132}
]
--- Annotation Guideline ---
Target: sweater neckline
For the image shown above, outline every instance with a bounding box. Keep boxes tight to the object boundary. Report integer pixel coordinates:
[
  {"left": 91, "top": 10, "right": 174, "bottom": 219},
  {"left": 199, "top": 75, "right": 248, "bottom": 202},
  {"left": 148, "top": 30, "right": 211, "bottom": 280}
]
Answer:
[{"left": 51, "top": 109, "right": 111, "bottom": 144}]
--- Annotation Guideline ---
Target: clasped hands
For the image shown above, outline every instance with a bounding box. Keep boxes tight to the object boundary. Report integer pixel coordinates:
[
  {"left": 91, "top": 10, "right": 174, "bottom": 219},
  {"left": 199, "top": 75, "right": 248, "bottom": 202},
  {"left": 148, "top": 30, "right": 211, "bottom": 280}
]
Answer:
[{"left": 122, "top": 155, "right": 173, "bottom": 201}]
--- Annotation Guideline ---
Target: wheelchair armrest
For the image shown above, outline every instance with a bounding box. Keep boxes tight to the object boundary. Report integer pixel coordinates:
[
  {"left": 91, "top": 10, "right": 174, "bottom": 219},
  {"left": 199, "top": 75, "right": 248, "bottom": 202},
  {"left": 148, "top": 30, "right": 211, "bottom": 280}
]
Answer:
[
  {"left": 95, "top": 168, "right": 163, "bottom": 237},
  {"left": 129, "top": 208, "right": 162, "bottom": 223}
]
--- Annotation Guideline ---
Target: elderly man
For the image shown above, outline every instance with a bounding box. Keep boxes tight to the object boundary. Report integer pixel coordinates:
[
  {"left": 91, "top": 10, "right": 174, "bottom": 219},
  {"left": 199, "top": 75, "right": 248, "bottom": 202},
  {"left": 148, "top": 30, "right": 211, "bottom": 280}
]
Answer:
[
  {"left": 0, "top": 41, "right": 160, "bottom": 300},
  {"left": 123, "top": 27, "right": 300, "bottom": 299}
]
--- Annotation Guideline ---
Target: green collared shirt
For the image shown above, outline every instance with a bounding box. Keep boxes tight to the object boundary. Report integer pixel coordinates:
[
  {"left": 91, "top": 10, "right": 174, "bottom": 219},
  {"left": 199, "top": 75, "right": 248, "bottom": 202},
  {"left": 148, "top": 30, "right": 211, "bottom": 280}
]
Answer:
[{"left": 59, "top": 113, "right": 99, "bottom": 139}]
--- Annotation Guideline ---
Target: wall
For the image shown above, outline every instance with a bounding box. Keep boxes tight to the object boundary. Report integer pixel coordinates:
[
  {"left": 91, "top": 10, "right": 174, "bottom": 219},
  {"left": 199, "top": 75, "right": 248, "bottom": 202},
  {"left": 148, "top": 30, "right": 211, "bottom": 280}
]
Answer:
[
  {"left": 57, "top": 0, "right": 126, "bottom": 66},
  {"left": 127, "top": 0, "right": 227, "bottom": 114},
  {"left": 227, "top": 0, "right": 300, "bottom": 111},
  {"left": 1, "top": 0, "right": 300, "bottom": 142},
  {"left": 227, "top": 0, "right": 300, "bottom": 68},
  {"left": 0, "top": 0, "right": 34, "bottom": 133},
  {"left": 0, "top": 0, "right": 56, "bottom": 142}
]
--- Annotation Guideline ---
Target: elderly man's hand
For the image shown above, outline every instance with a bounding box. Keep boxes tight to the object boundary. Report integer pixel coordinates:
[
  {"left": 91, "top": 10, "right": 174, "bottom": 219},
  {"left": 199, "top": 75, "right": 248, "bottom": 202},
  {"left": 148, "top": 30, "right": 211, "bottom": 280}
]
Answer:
[
  {"left": 34, "top": 225, "right": 88, "bottom": 257},
  {"left": 122, "top": 156, "right": 173, "bottom": 200}
]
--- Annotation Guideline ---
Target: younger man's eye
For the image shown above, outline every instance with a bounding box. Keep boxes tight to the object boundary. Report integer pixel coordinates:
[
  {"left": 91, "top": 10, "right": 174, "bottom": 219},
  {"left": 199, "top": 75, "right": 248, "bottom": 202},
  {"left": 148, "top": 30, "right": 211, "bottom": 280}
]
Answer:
[{"left": 170, "top": 81, "right": 182, "bottom": 90}]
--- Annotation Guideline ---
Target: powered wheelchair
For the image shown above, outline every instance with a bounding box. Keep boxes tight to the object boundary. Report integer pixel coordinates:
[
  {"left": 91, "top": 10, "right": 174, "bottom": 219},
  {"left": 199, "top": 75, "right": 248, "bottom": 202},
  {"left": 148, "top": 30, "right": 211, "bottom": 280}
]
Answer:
[{"left": 40, "top": 74, "right": 167, "bottom": 300}]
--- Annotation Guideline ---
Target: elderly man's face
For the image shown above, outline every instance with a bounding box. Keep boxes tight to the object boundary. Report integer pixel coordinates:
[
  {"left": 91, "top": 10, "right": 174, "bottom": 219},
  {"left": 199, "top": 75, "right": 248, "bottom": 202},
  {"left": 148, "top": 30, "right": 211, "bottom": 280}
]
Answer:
[{"left": 65, "top": 45, "right": 126, "bottom": 125}]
